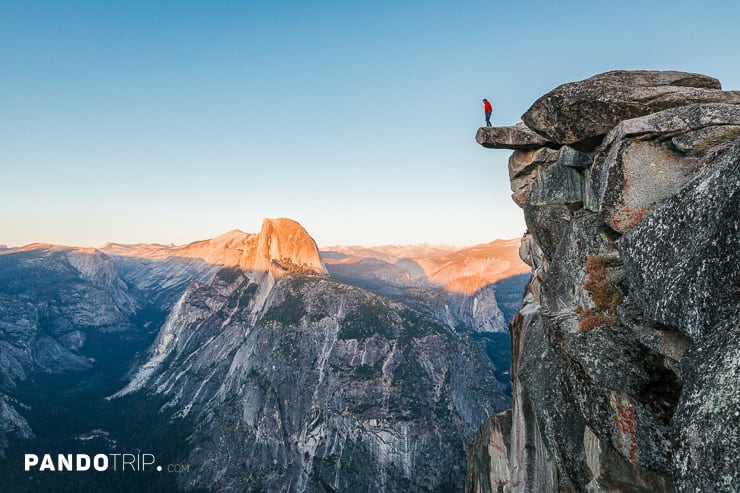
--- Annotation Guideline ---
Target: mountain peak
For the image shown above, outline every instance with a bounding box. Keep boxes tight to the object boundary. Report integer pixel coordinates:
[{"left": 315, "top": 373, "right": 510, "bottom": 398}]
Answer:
[
  {"left": 211, "top": 228, "right": 250, "bottom": 241},
  {"left": 98, "top": 219, "right": 326, "bottom": 276},
  {"left": 242, "top": 218, "right": 327, "bottom": 276}
]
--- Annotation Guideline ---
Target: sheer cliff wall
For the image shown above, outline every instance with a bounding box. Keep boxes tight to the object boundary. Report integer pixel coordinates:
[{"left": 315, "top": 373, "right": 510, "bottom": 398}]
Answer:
[{"left": 467, "top": 70, "right": 739, "bottom": 493}]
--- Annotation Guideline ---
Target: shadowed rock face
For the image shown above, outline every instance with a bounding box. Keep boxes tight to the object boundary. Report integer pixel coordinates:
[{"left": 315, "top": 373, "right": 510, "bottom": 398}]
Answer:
[
  {"left": 0, "top": 394, "right": 33, "bottom": 458},
  {"left": 471, "top": 70, "right": 740, "bottom": 493},
  {"left": 0, "top": 246, "right": 138, "bottom": 455},
  {"left": 671, "top": 316, "right": 740, "bottom": 492},
  {"left": 616, "top": 139, "right": 740, "bottom": 340},
  {"left": 521, "top": 70, "right": 740, "bottom": 149},
  {"left": 508, "top": 148, "right": 559, "bottom": 207}
]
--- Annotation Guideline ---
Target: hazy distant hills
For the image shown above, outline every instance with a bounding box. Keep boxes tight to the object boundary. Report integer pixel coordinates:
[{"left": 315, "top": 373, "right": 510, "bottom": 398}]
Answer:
[
  {"left": 323, "top": 239, "right": 526, "bottom": 288},
  {"left": 321, "top": 239, "right": 529, "bottom": 331},
  {"left": 321, "top": 243, "right": 460, "bottom": 263}
]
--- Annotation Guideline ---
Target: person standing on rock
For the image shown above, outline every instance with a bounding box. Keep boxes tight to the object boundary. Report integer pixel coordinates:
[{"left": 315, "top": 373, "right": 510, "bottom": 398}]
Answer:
[{"left": 483, "top": 99, "right": 493, "bottom": 127}]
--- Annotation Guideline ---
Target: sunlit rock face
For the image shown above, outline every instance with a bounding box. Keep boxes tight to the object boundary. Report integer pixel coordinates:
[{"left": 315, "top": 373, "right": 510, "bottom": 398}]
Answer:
[
  {"left": 114, "top": 221, "right": 510, "bottom": 493},
  {"left": 470, "top": 70, "right": 740, "bottom": 493},
  {"left": 242, "top": 217, "right": 328, "bottom": 276},
  {"left": 101, "top": 218, "right": 327, "bottom": 311}
]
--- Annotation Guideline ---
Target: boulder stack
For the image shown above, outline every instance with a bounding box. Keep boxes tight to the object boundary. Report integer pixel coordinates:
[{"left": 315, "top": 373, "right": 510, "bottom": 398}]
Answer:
[{"left": 521, "top": 70, "right": 740, "bottom": 150}]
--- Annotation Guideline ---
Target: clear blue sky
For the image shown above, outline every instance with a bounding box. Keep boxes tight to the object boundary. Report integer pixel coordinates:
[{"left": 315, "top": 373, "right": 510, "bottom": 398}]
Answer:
[{"left": 2, "top": 1, "right": 739, "bottom": 247}]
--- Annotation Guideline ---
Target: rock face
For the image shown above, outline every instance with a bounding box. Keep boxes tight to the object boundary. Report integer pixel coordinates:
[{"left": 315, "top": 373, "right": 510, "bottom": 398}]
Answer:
[
  {"left": 616, "top": 138, "right": 740, "bottom": 340},
  {"left": 243, "top": 218, "right": 328, "bottom": 275},
  {"left": 590, "top": 103, "right": 740, "bottom": 232},
  {"left": 520, "top": 70, "right": 740, "bottom": 149},
  {"left": 471, "top": 70, "right": 740, "bottom": 493},
  {"left": 0, "top": 393, "right": 33, "bottom": 458},
  {"left": 115, "top": 220, "right": 510, "bottom": 492}
]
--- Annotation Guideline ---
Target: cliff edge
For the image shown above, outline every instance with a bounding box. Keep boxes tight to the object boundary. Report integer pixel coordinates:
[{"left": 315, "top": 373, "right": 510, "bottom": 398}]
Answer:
[{"left": 469, "top": 70, "right": 739, "bottom": 493}]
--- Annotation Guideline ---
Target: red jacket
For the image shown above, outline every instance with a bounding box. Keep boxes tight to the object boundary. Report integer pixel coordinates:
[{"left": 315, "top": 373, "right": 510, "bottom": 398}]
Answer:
[{"left": 484, "top": 100, "right": 492, "bottom": 112}]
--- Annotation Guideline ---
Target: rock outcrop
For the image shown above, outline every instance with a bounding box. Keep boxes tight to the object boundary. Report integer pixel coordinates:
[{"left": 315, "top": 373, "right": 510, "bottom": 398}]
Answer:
[
  {"left": 521, "top": 70, "right": 740, "bottom": 150},
  {"left": 470, "top": 70, "right": 739, "bottom": 493},
  {"left": 244, "top": 217, "right": 327, "bottom": 275},
  {"left": 476, "top": 123, "right": 556, "bottom": 150}
]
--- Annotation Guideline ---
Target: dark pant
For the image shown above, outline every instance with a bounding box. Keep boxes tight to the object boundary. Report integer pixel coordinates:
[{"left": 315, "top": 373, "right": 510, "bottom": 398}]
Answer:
[{"left": 485, "top": 111, "right": 492, "bottom": 126}]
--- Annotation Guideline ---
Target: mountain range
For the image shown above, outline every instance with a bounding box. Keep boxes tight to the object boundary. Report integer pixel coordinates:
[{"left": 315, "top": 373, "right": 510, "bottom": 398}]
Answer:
[{"left": 0, "top": 218, "right": 527, "bottom": 492}]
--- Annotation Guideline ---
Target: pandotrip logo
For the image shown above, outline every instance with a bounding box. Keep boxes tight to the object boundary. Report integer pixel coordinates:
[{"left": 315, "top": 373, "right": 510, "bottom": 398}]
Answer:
[{"left": 24, "top": 453, "right": 190, "bottom": 473}]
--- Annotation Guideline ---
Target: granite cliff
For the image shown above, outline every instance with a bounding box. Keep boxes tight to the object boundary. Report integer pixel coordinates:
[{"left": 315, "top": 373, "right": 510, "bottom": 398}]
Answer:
[{"left": 469, "top": 70, "right": 739, "bottom": 493}]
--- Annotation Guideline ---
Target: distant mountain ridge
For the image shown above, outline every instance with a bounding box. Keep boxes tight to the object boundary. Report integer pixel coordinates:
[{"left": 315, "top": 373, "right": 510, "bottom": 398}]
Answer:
[
  {"left": 320, "top": 239, "right": 529, "bottom": 334},
  {"left": 321, "top": 243, "right": 460, "bottom": 263},
  {"left": 322, "top": 239, "right": 527, "bottom": 291},
  {"left": 320, "top": 238, "right": 530, "bottom": 400}
]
